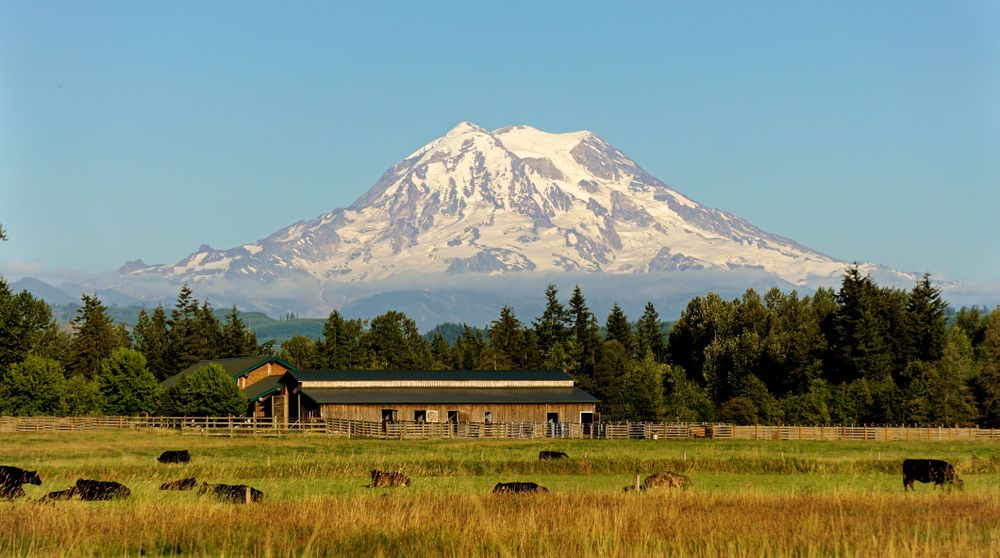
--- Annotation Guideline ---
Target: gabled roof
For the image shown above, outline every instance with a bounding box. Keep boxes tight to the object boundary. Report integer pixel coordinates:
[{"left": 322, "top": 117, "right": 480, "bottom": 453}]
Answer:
[
  {"left": 242, "top": 375, "right": 283, "bottom": 402},
  {"left": 301, "top": 387, "right": 599, "bottom": 405},
  {"left": 288, "top": 370, "right": 572, "bottom": 383},
  {"left": 161, "top": 356, "right": 295, "bottom": 389}
]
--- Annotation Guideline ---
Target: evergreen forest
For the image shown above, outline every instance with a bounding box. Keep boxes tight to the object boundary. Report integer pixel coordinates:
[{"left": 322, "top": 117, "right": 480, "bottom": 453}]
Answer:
[{"left": 1, "top": 263, "right": 999, "bottom": 426}]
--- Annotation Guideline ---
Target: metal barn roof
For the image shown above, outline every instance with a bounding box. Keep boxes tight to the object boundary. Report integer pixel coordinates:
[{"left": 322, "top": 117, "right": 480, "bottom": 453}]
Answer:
[
  {"left": 162, "top": 356, "right": 294, "bottom": 389},
  {"left": 242, "top": 375, "right": 283, "bottom": 402},
  {"left": 300, "top": 387, "right": 599, "bottom": 405},
  {"left": 289, "top": 369, "right": 572, "bottom": 383}
]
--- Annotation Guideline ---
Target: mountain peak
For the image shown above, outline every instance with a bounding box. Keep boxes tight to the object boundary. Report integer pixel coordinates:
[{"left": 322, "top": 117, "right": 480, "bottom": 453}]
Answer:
[
  {"left": 444, "top": 121, "right": 489, "bottom": 137},
  {"left": 127, "top": 122, "right": 851, "bottom": 289}
]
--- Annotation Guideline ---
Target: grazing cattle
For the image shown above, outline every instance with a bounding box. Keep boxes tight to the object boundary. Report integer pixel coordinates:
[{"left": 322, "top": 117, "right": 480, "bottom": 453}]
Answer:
[
  {"left": 160, "top": 477, "right": 197, "bottom": 491},
  {"left": 492, "top": 482, "right": 549, "bottom": 494},
  {"left": 538, "top": 451, "right": 569, "bottom": 460},
  {"left": 157, "top": 450, "right": 191, "bottom": 464},
  {"left": 635, "top": 471, "right": 692, "bottom": 491},
  {"left": 366, "top": 470, "right": 411, "bottom": 488},
  {"left": 41, "top": 487, "right": 76, "bottom": 500},
  {"left": 903, "top": 459, "right": 962, "bottom": 491},
  {"left": 622, "top": 472, "right": 692, "bottom": 493},
  {"left": 0, "top": 465, "right": 42, "bottom": 499},
  {"left": 198, "top": 482, "right": 264, "bottom": 503},
  {"left": 75, "top": 479, "right": 131, "bottom": 501}
]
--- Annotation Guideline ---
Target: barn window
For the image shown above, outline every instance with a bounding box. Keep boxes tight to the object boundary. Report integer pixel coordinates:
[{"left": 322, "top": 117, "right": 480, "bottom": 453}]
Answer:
[
  {"left": 447, "top": 410, "right": 459, "bottom": 423},
  {"left": 484, "top": 411, "right": 493, "bottom": 425},
  {"left": 426, "top": 410, "right": 439, "bottom": 423},
  {"left": 547, "top": 412, "right": 559, "bottom": 423},
  {"left": 414, "top": 410, "right": 427, "bottom": 423},
  {"left": 381, "top": 409, "right": 397, "bottom": 423}
]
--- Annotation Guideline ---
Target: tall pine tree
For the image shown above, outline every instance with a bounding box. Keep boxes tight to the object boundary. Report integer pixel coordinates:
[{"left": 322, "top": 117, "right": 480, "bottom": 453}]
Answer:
[
  {"left": 319, "top": 310, "right": 369, "bottom": 369},
  {"left": 133, "top": 306, "right": 170, "bottom": 380},
  {"left": 488, "top": 306, "right": 528, "bottom": 370},
  {"left": 636, "top": 302, "right": 665, "bottom": 362},
  {"left": 605, "top": 303, "right": 633, "bottom": 353},
  {"left": 533, "top": 284, "right": 570, "bottom": 359},
  {"left": 220, "top": 306, "right": 260, "bottom": 358},
  {"left": 904, "top": 273, "right": 948, "bottom": 363},
  {"left": 68, "top": 294, "right": 130, "bottom": 378},
  {"left": 167, "top": 285, "right": 203, "bottom": 372}
]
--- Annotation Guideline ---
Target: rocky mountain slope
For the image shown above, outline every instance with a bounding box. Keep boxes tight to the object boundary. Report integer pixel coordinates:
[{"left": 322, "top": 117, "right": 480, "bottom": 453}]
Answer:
[{"left": 122, "top": 122, "right": 849, "bottom": 287}]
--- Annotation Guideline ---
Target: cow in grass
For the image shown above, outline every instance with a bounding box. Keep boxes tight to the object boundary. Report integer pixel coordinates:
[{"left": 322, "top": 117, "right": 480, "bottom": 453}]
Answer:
[
  {"left": 493, "top": 482, "right": 549, "bottom": 494},
  {"left": 623, "top": 471, "right": 693, "bottom": 492},
  {"left": 198, "top": 482, "right": 264, "bottom": 503},
  {"left": 903, "top": 459, "right": 962, "bottom": 491},
  {"left": 643, "top": 471, "right": 692, "bottom": 490},
  {"left": 75, "top": 479, "right": 131, "bottom": 500},
  {"left": 157, "top": 450, "right": 191, "bottom": 464},
  {"left": 0, "top": 466, "right": 42, "bottom": 499},
  {"left": 538, "top": 451, "right": 569, "bottom": 460},
  {"left": 366, "top": 470, "right": 410, "bottom": 488},
  {"left": 160, "top": 477, "right": 197, "bottom": 491},
  {"left": 41, "top": 487, "right": 76, "bottom": 501}
]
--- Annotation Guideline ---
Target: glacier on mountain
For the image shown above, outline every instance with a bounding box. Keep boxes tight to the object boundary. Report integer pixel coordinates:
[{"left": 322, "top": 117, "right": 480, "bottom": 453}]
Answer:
[{"left": 123, "top": 121, "right": 854, "bottom": 287}]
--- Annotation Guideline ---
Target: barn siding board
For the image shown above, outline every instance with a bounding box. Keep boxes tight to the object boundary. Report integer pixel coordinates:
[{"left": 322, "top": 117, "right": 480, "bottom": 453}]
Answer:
[
  {"left": 319, "top": 403, "right": 595, "bottom": 424},
  {"left": 241, "top": 362, "right": 290, "bottom": 389}
]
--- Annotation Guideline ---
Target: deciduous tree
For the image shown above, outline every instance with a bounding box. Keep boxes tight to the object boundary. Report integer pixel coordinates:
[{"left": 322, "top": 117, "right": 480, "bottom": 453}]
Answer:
[
  {"left": 96, "top": 348, "right": 162, "bottom": 415},
  {"left": 161, "top": 363, "right": 246, "bottom": 416}
]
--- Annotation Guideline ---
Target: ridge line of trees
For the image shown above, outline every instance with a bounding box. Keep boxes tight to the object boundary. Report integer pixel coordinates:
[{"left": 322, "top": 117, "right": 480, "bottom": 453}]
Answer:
[{"left": 1, "top": 265, "right": 999, "bottom": 425}]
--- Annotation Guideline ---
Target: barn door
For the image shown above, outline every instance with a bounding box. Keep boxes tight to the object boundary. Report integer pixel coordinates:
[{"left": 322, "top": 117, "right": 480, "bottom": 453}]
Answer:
[
  {"left": 580, "top": 412, "right": 594, "bottom": 436},
  {"left": 546, "top": 413, "right": 560, "bottom": 437}
]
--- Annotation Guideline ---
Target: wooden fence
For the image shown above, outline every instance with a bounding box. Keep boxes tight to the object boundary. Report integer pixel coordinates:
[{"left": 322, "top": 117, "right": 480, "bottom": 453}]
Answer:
[{"left": 2, "top": 416, "right": 998, "bottom": 441}]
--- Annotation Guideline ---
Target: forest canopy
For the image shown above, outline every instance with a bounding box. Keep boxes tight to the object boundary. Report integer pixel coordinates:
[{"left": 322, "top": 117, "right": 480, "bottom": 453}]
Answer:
[{"left": 0, "top": 267, "right": 998, "bottom": 425}]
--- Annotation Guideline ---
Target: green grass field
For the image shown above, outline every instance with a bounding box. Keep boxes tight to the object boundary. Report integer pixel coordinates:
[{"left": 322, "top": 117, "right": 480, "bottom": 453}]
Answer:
[{"left": 2, "top": 431, "right": 998, "bottom": 556}]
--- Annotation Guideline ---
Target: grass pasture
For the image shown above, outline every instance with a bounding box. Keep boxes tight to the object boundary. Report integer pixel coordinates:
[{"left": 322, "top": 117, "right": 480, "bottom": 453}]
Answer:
[{"left": 1, "top": 431, "right": 998, "bottom": 557}]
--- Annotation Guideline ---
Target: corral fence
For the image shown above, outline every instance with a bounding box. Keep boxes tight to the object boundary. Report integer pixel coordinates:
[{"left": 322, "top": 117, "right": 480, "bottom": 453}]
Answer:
[{"left": 2, "top": 416, "right": 999, "bottom": 441}]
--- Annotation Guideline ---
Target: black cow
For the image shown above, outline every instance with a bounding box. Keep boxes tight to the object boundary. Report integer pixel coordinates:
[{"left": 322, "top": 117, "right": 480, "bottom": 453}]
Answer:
[
  {"left": 492, "top": 482, "right": 549, "bottom": 494},
  {"left": 157, "top": 450, "right": 191, "bottom": 464},
  {"left": 75, "top": 479, "right": 131, "bottom": 500},
  {"left": 41, "top": 487, "right": 76, "bottom": 500},
  {"left": 538, "top": 451, "right": 569, "bottom": 460},
  {"left": 902, "top": 459, "right": 962, "bottom": 491},
  {"left": 198, "top": 482, "right": 264, "bottom": 503},
  {"left": 160, "top": 477, "right": 198, "bottom": 491},
  {"left": 0, "top": 465, "right": 42, "bottom": 499},
  {"left": 366, "top": 470, "right": 410, "bottom": 488}
]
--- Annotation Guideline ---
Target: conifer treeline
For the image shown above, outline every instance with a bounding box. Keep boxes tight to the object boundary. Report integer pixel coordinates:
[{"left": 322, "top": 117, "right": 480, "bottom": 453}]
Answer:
[
  {"left": 271, "top": 269, "right": 1000, "bottom": 426},
  {"left": 0, "top": 282, "right": 270, "bottom": 416},
  {"left": 1, "top": 267, "right": 999, "bottom": 425}
]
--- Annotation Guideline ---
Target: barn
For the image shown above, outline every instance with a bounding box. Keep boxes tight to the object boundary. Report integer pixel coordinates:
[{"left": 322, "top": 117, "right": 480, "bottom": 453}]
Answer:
[
  {"left": 282, "top": 369, "right": 598, "bottom": 425},
  {"left": 161, "top": 356, "right": 293, "bottom": 418},
  {"left": 163, "top": 359, "right": 598, "bottom": 425}
]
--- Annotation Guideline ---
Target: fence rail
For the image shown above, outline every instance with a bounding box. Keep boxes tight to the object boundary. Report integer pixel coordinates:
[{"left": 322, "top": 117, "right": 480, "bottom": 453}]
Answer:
[{"left": 1, "top": 416, "right": 998, "bottom": 441}]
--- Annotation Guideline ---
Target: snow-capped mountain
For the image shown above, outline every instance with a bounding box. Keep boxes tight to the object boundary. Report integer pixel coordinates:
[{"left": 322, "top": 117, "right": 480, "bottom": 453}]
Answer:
[{"left": 123, "top": 122, "right": 850, "bottom": 286}]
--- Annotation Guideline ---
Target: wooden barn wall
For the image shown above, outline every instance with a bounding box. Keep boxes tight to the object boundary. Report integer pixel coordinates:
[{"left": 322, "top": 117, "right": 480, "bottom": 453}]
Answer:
[
  {"left": 318, "top": 403, "right": 595, "bottom": 423},
  {"left": 240, "top": 362, "right": 290, "bottom": 389}
]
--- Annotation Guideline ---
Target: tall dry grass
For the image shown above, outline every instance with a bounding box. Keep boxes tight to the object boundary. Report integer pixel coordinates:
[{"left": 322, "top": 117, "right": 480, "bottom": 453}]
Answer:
[
  {"left": 1, "top": 431, "right": 998, "bottom": 556},
  {"left": 1, "top": 491, "right": 997, "bottom": 557}
]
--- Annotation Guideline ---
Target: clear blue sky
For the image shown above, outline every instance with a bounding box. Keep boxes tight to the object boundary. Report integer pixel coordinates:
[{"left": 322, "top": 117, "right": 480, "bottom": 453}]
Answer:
[{"left": 2, "top": 1, "right": 998, "bottom": 282}]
